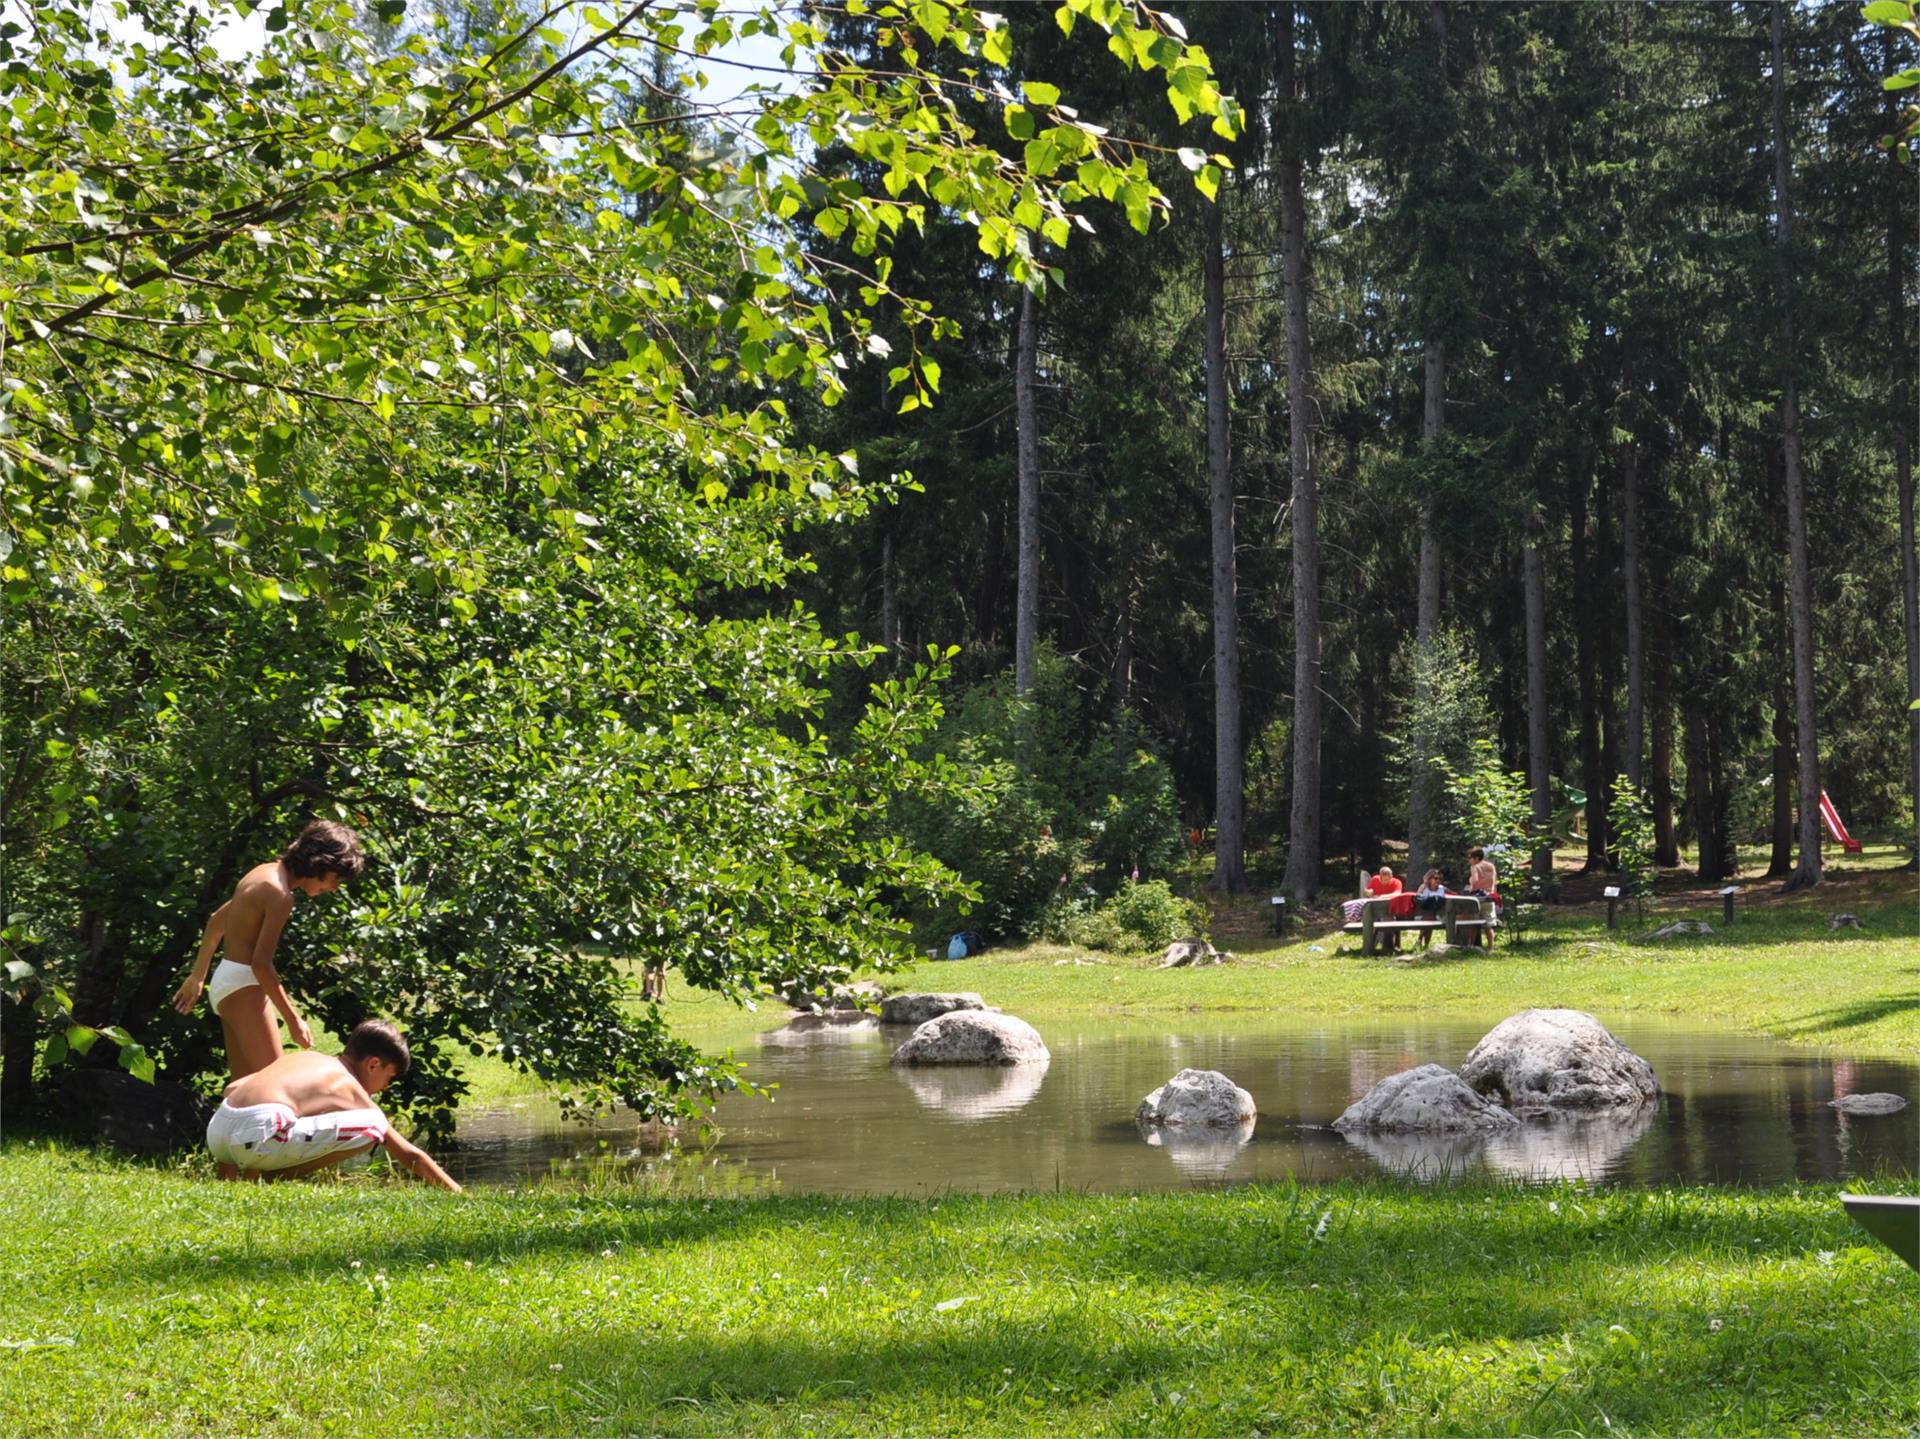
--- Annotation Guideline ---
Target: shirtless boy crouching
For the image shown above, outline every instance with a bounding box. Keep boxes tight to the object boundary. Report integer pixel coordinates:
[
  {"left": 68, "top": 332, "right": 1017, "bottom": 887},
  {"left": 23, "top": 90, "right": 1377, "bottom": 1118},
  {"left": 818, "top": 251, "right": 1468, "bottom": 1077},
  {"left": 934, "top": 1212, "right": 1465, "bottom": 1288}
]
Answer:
[{"left": 206, "top": 1019, "right": 462, "bottom": 1192}]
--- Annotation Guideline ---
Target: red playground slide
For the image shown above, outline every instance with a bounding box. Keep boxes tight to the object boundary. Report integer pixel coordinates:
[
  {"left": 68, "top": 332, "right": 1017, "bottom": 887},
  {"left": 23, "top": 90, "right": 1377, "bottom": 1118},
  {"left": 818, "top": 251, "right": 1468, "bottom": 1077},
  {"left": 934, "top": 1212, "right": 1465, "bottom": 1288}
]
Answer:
[{"left": 1818, "top": 790, "right": 1864, "bottom": 854}]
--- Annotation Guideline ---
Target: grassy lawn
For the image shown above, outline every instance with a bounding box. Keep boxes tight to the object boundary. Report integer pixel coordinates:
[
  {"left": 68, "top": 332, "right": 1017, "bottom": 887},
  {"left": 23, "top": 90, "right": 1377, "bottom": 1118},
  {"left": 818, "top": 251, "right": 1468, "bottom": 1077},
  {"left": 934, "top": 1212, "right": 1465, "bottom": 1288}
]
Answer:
[
  {"left": 870, "top": 867, "right": 1920, "bottom": 1062},
  {"left": 2, "top": 1146, "right": 1913, "bottom": 1438}
]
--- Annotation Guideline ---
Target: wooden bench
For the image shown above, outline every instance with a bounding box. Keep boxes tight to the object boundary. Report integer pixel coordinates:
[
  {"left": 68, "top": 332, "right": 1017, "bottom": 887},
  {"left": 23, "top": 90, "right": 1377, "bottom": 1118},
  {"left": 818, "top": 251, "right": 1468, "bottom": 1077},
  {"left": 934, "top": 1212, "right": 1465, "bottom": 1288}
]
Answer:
[{"left": 1341, "top": 894, "right": 1497, "bottom": 955}]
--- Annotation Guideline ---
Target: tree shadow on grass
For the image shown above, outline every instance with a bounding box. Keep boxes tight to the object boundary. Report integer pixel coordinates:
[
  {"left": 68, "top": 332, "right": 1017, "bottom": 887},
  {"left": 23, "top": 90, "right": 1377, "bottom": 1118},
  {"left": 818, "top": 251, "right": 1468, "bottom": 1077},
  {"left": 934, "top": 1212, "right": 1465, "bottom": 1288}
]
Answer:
[{"left": 1775, "top": 991, "right": 1920, "bottom": 1041}]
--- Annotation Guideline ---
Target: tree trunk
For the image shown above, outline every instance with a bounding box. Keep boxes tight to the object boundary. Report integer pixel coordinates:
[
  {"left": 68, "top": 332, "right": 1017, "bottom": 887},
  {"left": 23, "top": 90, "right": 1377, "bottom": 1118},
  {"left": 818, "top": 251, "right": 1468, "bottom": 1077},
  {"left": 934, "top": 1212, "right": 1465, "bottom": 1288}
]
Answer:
[
  {"left": 880, "top": 524, "right": 898, "bottom": 665},
  {"left": 1892, "top": 35, "right": 1920, "bottom": 866},
  {"left": 1768, "top": 663, "right": 1795, "bottom": 879},
  {"left": 1407, "top": 341, "right": 1445, "bottom": 880},
  {"left": 1570, "top": 466, "right": 1605, "bottom": 869},
  {"left": 1278, "top": 7, "right": 1321, "bottom": 902},
  {"left": 1, "top": 980, "right": 39, "bottom": 1116},
  {"left": 1622, "top": 436, "right": 1645, "bottom": 792},
  {"left": 1770, "top": 1, "right": 1821, "bottom": 889},
  {"left": 1523, "top": 513, "right": 1552, "bottom": 892},
  {"left": 1014, "top": 287, "right": 1041, "bottom": 700},
  {"left": 1652, "top": 688, "right": 1680, "bottom": 868},
  {"left": 1204, "top": 195, "right": 1246, "bottom": 892}
]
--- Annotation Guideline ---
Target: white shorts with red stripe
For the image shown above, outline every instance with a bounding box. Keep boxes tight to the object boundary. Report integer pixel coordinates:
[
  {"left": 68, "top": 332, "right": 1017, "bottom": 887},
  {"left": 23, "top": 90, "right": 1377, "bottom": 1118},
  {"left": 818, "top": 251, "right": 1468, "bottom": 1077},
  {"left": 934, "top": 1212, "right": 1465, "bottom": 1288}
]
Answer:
[{"left": 206, "top": 1101, "right": 388, "bottom": 1172}]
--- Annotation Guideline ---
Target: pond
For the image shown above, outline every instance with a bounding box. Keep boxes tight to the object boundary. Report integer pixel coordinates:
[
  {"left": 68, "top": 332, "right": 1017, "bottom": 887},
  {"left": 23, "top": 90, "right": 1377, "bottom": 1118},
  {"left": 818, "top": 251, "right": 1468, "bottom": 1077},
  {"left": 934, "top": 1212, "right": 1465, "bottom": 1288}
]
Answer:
[{"left": 448, "top": 1014, "right": 1917, "bottom": 1192}]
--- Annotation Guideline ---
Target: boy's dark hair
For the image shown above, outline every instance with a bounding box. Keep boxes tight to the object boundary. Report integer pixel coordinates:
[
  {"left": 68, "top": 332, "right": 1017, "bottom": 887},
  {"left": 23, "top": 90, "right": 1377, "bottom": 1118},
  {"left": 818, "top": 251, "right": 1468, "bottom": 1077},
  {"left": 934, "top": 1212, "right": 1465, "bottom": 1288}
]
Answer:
[
  {"left": 342, "top": 1019, "right": 410, "bottom": 1074},
  {"left": 1467, "top": 846, "right": 1485, "bottom": 861},
  {"left": 282, "top": 820, "right": 365, "bottom": 882}
]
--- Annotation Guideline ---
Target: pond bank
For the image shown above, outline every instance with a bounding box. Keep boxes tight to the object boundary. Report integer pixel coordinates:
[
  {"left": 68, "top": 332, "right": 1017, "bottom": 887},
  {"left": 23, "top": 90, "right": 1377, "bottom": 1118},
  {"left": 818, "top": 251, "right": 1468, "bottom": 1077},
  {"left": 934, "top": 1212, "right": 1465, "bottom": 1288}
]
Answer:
[{"left": 3, "top": 1147, "right": 1912, "bottom": 1437}]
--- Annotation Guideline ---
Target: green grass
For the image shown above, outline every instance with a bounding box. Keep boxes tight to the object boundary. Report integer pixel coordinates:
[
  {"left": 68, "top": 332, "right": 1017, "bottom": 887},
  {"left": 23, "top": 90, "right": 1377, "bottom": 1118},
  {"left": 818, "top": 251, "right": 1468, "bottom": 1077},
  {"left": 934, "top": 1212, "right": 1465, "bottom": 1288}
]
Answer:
[
  {"left": 2, "top": 1145, "right": 1913, "bottom": 1437},
  {"left": 918, "top": 875, "right": 1919, "bottom": 1061}
]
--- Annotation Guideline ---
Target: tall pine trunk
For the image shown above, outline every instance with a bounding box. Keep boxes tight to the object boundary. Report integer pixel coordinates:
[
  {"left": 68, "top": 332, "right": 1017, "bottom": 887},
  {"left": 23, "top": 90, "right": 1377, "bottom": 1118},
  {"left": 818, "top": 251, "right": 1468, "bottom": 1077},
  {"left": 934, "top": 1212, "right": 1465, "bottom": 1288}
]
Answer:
[
  {"left": 1408, "top": 341, "right": 1445, "bottom": 880},
  {"left": 1622, "top": 436, "right": 1645, "bottom": 791},
  {"left": 1892, "top": 35, "right": 1920, "bottom": 866},
  {"left": 1523, "top": 511, "right": 1552, "bottom": 892},
  {"left": 1770, "top": 1, "right": 1822, "bottom": 888},
  {"left": 1652, "top": 686, "right": 1680, "bottom": 868},
  {"left": 1570, "top": 466, "right": 1606, "bottom": 869},
  {"left": 880, "top": 524, "right": 898, "bottom": 665},
  {"left": 1205, "top": 195, "right": 1247, "bottom": 891},
  {"left": 1014, "top": 287, "right": 1041, "bottom": 700},
  {"left": 1278, "top": 5, "right": 1321, "bottom": 902}
]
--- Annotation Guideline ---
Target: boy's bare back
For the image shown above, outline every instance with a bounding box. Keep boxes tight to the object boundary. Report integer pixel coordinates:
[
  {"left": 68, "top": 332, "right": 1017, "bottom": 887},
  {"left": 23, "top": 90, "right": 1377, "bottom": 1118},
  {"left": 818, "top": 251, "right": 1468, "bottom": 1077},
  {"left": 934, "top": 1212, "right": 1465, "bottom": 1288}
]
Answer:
[
  {"left": 225, "top": 1049, "right": 372, "bottom": 1118},
  {"left": 220, "top": 860, "right": 298, "bottom": 970}
]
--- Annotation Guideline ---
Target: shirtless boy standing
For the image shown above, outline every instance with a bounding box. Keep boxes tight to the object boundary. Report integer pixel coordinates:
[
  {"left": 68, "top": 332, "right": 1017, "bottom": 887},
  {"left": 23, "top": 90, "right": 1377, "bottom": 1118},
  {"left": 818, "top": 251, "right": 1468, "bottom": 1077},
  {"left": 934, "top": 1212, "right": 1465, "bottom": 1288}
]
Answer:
[
  {"left": 206, "top": 1019, "right": 460, "bottom": 1190},
  {"left": 172, "top": 821, "right": 364, "bottom": 1079}
]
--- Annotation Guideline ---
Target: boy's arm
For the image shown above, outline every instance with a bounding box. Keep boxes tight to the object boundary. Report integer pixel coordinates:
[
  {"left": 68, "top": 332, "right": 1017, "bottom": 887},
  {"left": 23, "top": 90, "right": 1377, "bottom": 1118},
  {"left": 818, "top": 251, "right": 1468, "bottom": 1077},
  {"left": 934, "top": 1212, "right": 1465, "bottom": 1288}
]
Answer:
[
  {"left": 170, "top": 902, "right": 230, "bottom": 1014},
  {"left": 248, "top": 898, "right": 313, "bottom": 1048},
  {"left": 379, "top": 1129, "right": 463, "bottom": 1193}
]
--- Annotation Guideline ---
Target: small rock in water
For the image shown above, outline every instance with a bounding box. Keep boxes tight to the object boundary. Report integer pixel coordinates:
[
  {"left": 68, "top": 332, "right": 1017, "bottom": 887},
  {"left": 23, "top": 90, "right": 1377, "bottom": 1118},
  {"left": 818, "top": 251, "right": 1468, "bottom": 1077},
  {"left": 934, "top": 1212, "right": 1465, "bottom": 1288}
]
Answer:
[
  {"left": 1460, "top": 1008, "right": 1659, "bottom": 1112},
  {"left": 890, "top": 1010, "right": 1049, "bottom": 1067},
  {"left": 1829, "top": 1092, "right": 1907, "bottom": 1116},
  {"left": 879, "top": 992, "right": 986, "bottom": 1027},
  {"left": 1333, "top": 1064, "right": 1519, "bottom": 1133},
  {"left": 1137, "top": 1068, "right": 1257, "bottom": 1128}
]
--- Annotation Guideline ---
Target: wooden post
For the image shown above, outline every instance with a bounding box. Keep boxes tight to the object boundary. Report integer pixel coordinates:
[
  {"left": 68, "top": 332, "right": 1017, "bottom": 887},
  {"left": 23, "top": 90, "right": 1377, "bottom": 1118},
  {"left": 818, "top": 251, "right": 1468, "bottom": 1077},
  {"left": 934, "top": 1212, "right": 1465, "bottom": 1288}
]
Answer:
[
  {"left": 1604, "top": 885, "right": 1621, "bottom": 930},
  {"left": 1721, "top": 885, "right": 1737, "bottom": 926}
]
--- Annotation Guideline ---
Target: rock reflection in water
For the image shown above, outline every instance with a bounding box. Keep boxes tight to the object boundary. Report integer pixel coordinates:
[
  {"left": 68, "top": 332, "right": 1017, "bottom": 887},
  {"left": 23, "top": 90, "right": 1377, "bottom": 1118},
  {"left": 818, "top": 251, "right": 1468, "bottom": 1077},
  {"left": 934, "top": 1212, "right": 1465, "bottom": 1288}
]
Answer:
[
  {"left": 1141, "top": 1119, "right": 1255, "bottom": 1179},
  {"left": 760, "top": 1014, "right": 882, "bottom": 1046},
  {"left": 1340, "top": 1103, "right": 1659, "bottom": 1182},
  {"left": 895, "top": 1062, "right": 1049, "bottom": 1121},
  {"left": 1339, "top": 1127, "right": 1492, "bottom": 1179},
  {"left": 1482, "top": 1104, "right": 1657, "bottom": 1181}
]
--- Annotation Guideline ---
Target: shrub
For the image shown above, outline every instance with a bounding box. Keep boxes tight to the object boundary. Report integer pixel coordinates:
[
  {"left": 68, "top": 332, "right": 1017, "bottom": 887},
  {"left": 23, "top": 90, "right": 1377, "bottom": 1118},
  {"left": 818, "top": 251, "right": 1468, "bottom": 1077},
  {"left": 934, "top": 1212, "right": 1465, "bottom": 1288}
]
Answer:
[
  {"left": 1063, "top": 880, "right": 1205, "bottom": 953},
  {"left": 893, "top": 645, "right": 1182, "bottom": 941}
]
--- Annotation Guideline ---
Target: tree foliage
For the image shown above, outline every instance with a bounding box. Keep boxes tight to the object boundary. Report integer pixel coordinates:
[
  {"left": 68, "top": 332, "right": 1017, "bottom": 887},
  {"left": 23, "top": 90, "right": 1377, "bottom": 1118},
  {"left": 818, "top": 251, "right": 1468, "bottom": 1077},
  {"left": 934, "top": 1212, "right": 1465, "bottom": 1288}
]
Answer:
[{"left": 0, "top": 0, "right": 1236, "bottom": 1119}]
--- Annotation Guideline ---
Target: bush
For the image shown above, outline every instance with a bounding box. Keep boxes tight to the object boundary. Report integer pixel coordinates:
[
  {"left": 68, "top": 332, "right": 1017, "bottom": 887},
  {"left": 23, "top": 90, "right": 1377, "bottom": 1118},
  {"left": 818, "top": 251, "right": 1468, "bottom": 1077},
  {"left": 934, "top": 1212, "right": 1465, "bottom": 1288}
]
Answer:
[
  {"left": 1063, "top": 880, "right": 1205, "bottom": 953},
  {"left": 893, "top": 646, "right": 1182, "bottom": 941}
]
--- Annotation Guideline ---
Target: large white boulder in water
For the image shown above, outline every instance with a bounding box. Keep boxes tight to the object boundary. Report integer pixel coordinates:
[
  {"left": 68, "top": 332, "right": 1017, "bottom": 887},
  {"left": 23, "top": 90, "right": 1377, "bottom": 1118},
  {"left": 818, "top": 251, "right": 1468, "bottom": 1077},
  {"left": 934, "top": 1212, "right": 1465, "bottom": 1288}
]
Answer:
[
  {"left": 889, "top": 1011, "right": 1049, "bottom": 1067},
  {"left": 1460, "top": 1008, "right": 1658, "bottom": 1112},
  {"left": 879, "top": 992, "right": 987, "bottom": 1027},
  {"left": 1136, "top": 1068, "right": 1257, "bottom": 1128},
  {"left": 1333, "top": 1063, "right": 1520, "bottom": 1133}
]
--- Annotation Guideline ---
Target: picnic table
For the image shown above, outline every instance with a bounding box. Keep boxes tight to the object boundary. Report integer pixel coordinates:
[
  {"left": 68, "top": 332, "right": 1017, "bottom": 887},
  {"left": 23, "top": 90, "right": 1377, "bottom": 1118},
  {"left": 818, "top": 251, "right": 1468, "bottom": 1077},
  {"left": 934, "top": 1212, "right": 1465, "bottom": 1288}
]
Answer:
[{"left": 1341, "top": 893, "right": 1497, "bottom": 955}]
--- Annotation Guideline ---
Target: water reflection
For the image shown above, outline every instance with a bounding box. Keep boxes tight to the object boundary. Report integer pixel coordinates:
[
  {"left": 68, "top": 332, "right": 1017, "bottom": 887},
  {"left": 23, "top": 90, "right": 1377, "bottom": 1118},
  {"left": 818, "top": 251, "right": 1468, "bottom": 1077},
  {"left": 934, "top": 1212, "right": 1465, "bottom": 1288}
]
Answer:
[
  {"left": 449, "top": 1015, "right": 1917, "bottom": 1192},
  {"left": 895, "top": 1062, "right": 1049, "bottom": 1121},
  {"left": 1482, "top": 1105, "right": 1658, "bottom": 1182},
  {"left": 1141, "top": 1118, "right": 1255, "bottom": 1180},
  {"left": 1339, "top": 1127, "right": 1494, "bottom": 1180},
  {"left": 760, "top": 1014, "right": 883, "bottom": 1046}
]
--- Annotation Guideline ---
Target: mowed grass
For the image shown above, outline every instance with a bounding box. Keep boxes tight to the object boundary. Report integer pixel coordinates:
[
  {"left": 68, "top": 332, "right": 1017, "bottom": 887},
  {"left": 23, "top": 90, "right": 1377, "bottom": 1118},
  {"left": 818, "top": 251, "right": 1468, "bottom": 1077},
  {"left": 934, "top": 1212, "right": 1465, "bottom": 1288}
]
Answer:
[
  {"left": 1, "top": 1146, "right": 1914, "bottom": 1438},
  {"left": 920, "top": 873, "right": 1920, "bottom": 1061}
]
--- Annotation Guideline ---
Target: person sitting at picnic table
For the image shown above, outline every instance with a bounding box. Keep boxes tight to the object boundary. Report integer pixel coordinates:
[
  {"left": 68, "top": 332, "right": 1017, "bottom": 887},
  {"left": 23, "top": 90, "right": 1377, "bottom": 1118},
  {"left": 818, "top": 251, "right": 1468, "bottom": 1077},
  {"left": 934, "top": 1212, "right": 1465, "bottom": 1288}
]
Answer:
[
  {"left": 1414, "top": 869, "right": 1448, "bottom": 914},
  {"left": 1367, "top": 866, "right": 1402, "bottom": 898}
]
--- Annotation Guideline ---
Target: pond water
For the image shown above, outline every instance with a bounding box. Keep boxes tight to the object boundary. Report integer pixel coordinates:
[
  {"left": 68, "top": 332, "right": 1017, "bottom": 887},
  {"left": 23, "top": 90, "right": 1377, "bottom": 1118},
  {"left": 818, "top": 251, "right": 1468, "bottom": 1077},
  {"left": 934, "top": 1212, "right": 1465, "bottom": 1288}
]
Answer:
[{"left": 448, "top": 1014, "right": 1917, "bottom": 1192}]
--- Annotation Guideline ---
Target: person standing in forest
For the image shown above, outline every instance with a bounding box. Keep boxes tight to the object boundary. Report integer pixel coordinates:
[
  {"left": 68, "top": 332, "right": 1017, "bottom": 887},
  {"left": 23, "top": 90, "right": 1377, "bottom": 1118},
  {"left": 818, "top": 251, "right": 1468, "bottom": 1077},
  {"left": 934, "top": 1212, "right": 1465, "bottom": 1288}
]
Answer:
[
  {"left": 171, "top": 821, "right": 365, "bottom": 1080},
  {"left": 1466, "top": 846, "right": 1498, "bottom": 899}
]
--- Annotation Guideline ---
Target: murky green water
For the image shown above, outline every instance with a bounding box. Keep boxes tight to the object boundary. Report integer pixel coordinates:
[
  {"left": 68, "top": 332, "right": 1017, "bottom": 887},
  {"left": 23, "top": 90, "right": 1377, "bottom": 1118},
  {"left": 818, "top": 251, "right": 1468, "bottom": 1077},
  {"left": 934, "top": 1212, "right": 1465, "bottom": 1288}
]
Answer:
[{"left": 449, "top": 1014, "right": 1917, "bottom": 1192}]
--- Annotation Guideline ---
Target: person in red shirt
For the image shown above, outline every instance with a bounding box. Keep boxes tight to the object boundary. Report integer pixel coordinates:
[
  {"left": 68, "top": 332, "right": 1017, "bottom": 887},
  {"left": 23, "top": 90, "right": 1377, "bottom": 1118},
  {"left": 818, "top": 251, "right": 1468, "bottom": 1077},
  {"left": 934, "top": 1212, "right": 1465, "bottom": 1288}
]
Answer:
[{"left": 1366, "top": 866, "right": 1402, "bottom": 898}]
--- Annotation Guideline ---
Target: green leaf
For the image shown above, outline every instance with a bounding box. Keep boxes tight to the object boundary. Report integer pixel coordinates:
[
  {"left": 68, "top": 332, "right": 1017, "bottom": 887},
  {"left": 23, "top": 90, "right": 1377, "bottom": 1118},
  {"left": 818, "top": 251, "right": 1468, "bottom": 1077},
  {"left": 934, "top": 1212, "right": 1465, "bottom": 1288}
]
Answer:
[
  {"left": 119, "top": 1043, "right": 156, "bottom": 1084},
  {"left": 66, "top": 1024, "right": 99, "bottom": 1056},
  {"left": 1885, "top": 68, "right": 1920, "bottom": 90},
  {"left": 1022, "top": 81, "right": 1061, "bottom": 107},
  {"left": 1863, "top": 0, "right": 1913, "bottom": 23}
]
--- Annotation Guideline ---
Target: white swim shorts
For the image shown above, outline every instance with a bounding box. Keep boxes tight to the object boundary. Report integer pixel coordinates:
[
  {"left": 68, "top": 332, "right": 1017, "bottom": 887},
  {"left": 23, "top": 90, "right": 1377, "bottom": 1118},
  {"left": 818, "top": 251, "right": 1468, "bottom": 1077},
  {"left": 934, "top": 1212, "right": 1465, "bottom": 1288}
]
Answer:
[
  {"left": 206, "top": 1101, "right": 388, "bottom": 1172},
  {"left": 207, "top": 959, "right": 260, "bottom": 1011}
]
